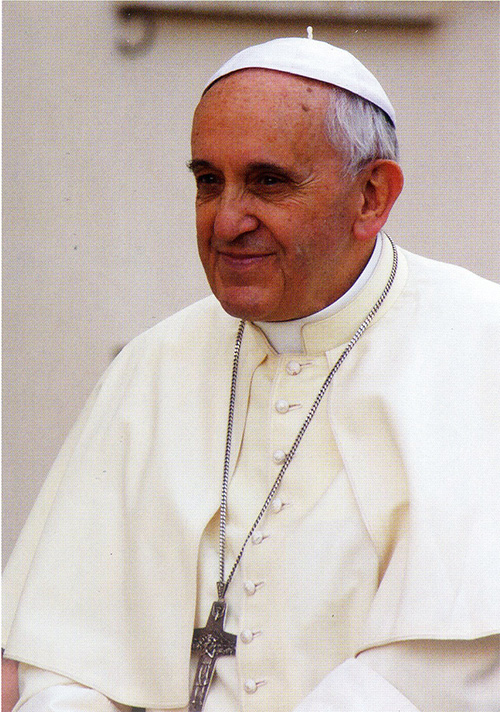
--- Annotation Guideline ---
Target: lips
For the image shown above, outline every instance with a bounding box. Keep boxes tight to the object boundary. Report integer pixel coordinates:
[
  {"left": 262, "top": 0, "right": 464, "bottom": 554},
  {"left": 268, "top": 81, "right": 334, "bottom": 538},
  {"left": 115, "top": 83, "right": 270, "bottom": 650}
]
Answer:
[{"left": 218, "top": 251, "right": 274, "bottom": 269}]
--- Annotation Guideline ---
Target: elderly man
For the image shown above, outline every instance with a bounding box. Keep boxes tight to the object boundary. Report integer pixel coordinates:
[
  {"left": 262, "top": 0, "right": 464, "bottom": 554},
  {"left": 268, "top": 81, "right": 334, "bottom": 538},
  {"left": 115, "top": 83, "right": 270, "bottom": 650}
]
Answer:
[{"left": 3, "top": 38, "right": 499, "bottom": 712}]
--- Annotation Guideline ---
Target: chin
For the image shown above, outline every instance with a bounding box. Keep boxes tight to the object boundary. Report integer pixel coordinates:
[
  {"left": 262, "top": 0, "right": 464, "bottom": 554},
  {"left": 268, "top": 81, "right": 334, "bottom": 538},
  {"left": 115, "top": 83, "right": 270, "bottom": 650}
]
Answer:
[
  {"left": 215, "top": 295, "right": 273, "bottom": 322},
  {"left": 218, "top": 300, "right": 266, "bottom": 322},
  {"left": 212, "top": 284, "right": 273, "bottom": 322}
]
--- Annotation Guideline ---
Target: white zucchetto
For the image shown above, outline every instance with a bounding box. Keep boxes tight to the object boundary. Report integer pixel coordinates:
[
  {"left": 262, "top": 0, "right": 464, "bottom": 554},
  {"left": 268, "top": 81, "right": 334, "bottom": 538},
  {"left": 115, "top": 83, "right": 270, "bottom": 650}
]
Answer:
[{"left": 203, "top": 37, "right": 396, "bottom": 125}]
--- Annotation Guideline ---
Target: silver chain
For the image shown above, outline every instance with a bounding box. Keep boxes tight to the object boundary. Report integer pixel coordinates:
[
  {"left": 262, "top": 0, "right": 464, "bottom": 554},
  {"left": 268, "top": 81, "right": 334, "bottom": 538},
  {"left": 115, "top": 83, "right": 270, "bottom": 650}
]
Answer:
[{"left": 217, "top": 237, "right": 399, "bottom": 600}]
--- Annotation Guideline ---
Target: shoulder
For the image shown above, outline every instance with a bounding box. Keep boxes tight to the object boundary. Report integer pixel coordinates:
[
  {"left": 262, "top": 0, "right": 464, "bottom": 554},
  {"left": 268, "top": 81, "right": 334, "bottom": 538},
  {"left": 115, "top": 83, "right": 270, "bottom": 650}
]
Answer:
[
  {"left": 402, "top": 248, "right": 500, "bottom": 307},
  {"left": 398, "top": 248, "right": 500, "bottom": 332},
  {"left": 113, "top": 295, "right": 237, "bottom": 366},
  {"left": 85, "top": 296, "right": 239, "bottom": 407},
  {"left": 131, "top": 294, "right": 234, "bottom": 345}
]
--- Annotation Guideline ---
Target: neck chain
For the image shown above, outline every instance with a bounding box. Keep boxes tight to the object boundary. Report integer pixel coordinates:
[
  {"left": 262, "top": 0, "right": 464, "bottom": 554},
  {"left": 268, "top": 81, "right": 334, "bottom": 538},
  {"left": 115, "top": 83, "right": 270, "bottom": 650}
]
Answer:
[{"left": 189, "top": 237, "right": 398, "bottom": 712}]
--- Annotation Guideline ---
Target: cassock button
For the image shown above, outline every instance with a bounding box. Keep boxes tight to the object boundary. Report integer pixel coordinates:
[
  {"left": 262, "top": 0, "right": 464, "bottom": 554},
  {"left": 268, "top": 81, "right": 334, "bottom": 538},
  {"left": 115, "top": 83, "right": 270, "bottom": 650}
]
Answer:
[
  {"left": 251, "top": 530, "right": 265, "bottom": 545},
  {"left": 286, "top": 360, "right": 302, "bottom": 375},
  {"left": 275, "top": 399, "right": 290, "bottom": 414},
  {"left": 273, "top": 449, "right": 286, "bottom": 464},
  {"left": 272, "top": 497, "right": 284, "bottom": 513},
  {"left": 240, "top": 629, "right": 254, "bottom": 644},
  {"left": 244, "top": 679, "right": 258, "bottom": 694},
  {"left": 244, "top": 580, "right": 257, "bottom": 595}
]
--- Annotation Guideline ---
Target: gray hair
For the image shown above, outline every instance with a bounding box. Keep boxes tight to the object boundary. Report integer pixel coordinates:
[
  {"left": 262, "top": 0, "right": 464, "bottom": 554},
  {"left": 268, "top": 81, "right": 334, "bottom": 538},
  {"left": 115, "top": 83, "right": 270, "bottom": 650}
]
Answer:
[{"left": 325, "top": 86, "right": 399, "bottom": 177}]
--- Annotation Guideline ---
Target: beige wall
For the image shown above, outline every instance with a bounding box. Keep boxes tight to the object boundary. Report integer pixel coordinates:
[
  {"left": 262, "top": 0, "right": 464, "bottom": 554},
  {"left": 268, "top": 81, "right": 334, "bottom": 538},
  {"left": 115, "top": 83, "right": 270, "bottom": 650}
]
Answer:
[{"left": 3, "top": 1, "right": 499, "bottom": 565}]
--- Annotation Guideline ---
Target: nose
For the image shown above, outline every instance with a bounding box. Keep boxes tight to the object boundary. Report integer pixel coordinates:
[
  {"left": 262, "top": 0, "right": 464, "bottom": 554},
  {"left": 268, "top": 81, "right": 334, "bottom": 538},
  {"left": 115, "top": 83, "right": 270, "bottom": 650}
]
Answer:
[{"left": 213, "top": 190, "right": 260, "bottom": 243}]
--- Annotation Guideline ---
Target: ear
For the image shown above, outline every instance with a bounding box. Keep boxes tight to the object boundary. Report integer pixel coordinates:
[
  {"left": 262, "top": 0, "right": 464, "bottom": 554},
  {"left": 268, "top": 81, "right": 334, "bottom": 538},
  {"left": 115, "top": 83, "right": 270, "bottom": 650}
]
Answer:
[{"left": 352, "top": 160, "right": 404, "bottom": 242}]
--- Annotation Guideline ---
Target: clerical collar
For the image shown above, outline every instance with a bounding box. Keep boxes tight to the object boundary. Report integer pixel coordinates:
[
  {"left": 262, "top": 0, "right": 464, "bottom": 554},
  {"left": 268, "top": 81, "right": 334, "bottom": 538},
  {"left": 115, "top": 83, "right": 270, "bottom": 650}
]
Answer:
[{"left": 255, "top": 233, "right": 383, "bottom": 353}]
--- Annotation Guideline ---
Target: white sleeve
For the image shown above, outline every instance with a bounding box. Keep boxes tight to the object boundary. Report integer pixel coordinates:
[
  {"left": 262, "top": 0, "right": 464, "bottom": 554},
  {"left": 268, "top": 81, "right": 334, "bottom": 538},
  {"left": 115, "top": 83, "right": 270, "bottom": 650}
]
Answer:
[
  {"left": 14, "top": 663, "right": 132, "bottom": 712},
  {"left": 358, "top": 637, "right": 500, "bottom": 712},
  {"left": 293, "top": 636, "right": 500, "bottom": 712},
  {"left": 292, "top": 657, "right": 419, "bottom": 712}
]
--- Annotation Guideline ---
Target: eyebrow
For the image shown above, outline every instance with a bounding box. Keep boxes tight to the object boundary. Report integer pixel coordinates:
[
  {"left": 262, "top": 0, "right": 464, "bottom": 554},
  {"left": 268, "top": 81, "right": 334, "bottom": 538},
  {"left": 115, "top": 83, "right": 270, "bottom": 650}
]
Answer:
[
  {"left": 247, "top": 162, "right": 303, "bottom": 184},
  {"left": 187, "top": 159, "right": 213, "bottom": 173},
  {"left": 187, "top": 159, "right": 300, "bottom": 182},
  {"left": 248, "top": 161, "right": 293, "bottom": 175}
]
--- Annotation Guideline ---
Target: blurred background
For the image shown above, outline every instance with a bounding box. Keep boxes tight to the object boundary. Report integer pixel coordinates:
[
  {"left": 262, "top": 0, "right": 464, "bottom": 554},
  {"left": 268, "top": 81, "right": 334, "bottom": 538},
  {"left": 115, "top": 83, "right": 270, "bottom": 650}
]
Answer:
[{"left": 3, "top": 1, "right": 499, "bottom": 565}]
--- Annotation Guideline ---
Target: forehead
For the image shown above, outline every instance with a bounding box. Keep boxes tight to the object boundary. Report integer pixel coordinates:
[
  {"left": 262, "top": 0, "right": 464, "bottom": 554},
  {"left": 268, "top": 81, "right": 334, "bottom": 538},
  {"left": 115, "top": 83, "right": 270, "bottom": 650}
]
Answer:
[
  {"left": 191, "top": 69, "right": 334, "bottom": 163},
  {"left": 201, "top": 66, "right": 330, "bottom": 104}
]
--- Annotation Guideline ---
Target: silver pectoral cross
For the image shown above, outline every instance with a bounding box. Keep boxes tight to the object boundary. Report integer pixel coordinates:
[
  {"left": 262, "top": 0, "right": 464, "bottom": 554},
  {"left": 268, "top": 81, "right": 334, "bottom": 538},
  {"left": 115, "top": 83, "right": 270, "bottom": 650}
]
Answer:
[{"left": 189, "top": 599, "right": 237, "bottom": 712}]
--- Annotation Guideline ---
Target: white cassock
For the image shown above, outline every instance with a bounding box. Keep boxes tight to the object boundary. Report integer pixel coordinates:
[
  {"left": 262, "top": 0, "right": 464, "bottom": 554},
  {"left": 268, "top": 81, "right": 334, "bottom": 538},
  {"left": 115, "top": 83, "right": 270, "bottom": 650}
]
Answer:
[{"left": 4, "top": 235, "right": 500, "bottom": 711}]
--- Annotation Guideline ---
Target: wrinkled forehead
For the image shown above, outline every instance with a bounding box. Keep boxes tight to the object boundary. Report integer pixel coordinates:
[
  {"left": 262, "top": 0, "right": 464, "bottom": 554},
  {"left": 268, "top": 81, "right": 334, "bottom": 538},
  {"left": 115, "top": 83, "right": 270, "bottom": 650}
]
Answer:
[
  {"left": 198, "top": 66, "right": 331, "bottom": 107},
  {"left": 191, "top": 68, "right": 341, "bottom": 169},
  {"left": 192, "top": 69, "right": 333, "bottom": 145}
]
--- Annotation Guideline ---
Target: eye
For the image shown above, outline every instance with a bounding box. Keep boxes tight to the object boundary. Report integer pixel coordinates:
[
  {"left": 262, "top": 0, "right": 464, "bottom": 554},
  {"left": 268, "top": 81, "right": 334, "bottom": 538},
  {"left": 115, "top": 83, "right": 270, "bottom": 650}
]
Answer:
[
  {"left": 251, "top": 172, "right": 292, "bottom": 194},
  {"left": 195, "top": 172, "right": 219, "bottom": 186},
  {"left": 259, "top": 174, "right": 282, "bottom": 186}
]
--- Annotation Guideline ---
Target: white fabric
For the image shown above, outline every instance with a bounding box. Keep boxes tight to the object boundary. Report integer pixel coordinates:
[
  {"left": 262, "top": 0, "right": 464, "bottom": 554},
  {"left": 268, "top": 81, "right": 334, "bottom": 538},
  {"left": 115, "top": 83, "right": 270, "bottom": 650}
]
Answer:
[
  {"left": 15, "top": 658, "right": 420, "bottom": 712},
  {"left": 293, "top": 658, "right": 420, "bottom": 712},
  {"left": 15, "top": 660, "right": 413, "bottom": 712},
  {"left": 15, "top": 685, "right": 120, "bottom": 712},
  {"left": 15, "top": 327, "right": 500, "bottom": 712},
  {"left": 204, "top": 38, "right": 396, "bottom": 125},
  {"left": 3, "top": 236, "right": 500, "bottom": 709},
  {"left": 193, "top": 328, "right": 384, "bottom": 710},
  {"left": 14, "top": 265, "right": 500, "bottom": 712},
  {"left": 358, "top": 637, "right": 500, "bottom": 712},
  {"left": 255, "top": 233, "right": 382, "bottom": 353},
  {"left": 15, "top": 634, "right": 500, "bottom": 711},
  {"left": 15, "top": 663, "right": 127, "bottom": 712}
]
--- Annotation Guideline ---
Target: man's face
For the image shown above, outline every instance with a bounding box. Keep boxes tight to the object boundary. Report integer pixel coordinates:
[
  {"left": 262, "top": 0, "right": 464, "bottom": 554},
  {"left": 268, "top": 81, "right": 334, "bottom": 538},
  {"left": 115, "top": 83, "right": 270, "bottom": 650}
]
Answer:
[{"left": 190, "top": 69, "right": 368, "bottom": 322}]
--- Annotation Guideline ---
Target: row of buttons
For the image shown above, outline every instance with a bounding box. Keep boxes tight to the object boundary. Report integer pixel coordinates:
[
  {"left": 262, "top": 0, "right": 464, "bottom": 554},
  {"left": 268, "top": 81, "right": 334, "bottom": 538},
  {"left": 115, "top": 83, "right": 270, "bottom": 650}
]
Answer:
[
  {"left": 240, "top": 364, "right": 300, "bottom": 695},
  {"left": 240, "top": 497, "right": 287, "bottom": 692},
  {"left": 241, "top": 579, "right": 265, "bottom": 692},
  {"left": 278, "top": 360, "right": 308, "bottom": 422},
  {"left": 272, "top": 362, "right": 306, "bottom": 468},
  {"left": 250, "top": 495, "right": 288, "bottom": 547}
]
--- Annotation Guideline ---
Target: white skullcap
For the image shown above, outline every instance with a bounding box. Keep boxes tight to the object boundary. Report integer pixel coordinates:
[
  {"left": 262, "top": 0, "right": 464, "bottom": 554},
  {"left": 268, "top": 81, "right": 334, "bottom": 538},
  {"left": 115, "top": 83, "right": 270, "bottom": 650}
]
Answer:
[{"left": 204, "top": 37, "right": 396, "bottom": 126}]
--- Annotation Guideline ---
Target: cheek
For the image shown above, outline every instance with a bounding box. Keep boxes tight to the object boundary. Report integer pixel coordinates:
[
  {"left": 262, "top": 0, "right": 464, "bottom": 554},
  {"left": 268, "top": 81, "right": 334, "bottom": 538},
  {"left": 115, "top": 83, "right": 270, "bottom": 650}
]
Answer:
[{"left": 195, "top": 208, "right": 213, "bottom": 248}]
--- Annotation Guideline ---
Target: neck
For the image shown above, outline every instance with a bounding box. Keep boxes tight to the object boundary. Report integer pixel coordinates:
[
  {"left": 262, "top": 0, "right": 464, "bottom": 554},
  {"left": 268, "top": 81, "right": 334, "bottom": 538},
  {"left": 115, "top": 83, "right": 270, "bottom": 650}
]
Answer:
[{"left": 255, "top": 233, "right": 383, "bottom": 353}]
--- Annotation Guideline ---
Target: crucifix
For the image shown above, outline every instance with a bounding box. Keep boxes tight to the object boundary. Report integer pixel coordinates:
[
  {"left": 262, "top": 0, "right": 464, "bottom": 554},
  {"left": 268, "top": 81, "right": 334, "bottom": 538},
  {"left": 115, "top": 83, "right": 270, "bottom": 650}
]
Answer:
[{"left": 189, "top": 598, "right": 237, "bottom": 712}]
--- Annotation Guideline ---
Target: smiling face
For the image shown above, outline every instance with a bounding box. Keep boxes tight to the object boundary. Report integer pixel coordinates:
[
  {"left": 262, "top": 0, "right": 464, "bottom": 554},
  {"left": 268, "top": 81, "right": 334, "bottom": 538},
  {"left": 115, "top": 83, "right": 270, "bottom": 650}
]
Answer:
[{"left": 190, "top": 69, "right": 375, "bottom": 322}]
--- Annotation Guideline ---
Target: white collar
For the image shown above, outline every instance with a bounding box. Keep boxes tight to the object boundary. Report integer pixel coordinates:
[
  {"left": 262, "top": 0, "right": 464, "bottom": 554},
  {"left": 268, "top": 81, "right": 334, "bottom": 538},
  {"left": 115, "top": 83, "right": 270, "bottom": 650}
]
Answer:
[{"left": 255, "top": 234, "right": 383, "bottom": 354}]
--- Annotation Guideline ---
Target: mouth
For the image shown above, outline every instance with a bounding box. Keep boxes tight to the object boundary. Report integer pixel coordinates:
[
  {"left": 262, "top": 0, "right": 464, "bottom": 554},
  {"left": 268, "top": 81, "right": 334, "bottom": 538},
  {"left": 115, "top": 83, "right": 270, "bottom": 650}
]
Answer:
[{"left": 218, "top": 251, "right": 274, "bottom": 269}]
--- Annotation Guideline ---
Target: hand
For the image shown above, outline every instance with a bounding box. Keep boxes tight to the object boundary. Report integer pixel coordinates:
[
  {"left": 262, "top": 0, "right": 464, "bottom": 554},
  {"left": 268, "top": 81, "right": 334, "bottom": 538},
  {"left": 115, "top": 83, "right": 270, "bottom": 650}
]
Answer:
[{"left": 2, "top": 654, "right": 20, "bottom": 712}]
